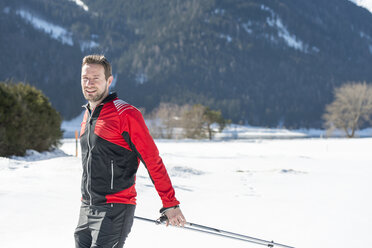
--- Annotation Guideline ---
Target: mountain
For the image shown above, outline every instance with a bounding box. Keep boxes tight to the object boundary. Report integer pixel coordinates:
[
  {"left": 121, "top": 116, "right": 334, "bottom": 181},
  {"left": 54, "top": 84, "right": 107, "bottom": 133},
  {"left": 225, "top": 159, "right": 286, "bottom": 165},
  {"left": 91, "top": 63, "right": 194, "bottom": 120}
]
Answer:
[{"left": 2, "top": 0, "right": 372, "bottom": 128}]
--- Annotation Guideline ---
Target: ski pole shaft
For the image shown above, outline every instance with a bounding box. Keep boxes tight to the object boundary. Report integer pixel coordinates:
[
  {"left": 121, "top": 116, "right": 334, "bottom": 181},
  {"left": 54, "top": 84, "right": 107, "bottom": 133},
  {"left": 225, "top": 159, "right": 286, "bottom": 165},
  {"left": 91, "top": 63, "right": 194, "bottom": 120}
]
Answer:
[
  {"left": 134, "top": 216, "right": 295, "bottom": 248},
  {"left": 186, "top": 222, "right": 294, "bottom": 248},
  {"left": 134, "top": 216, "right": 269, "bottom": 246},
  {"left": 180, "top": 224, "right": 274, "bottom": 247}
]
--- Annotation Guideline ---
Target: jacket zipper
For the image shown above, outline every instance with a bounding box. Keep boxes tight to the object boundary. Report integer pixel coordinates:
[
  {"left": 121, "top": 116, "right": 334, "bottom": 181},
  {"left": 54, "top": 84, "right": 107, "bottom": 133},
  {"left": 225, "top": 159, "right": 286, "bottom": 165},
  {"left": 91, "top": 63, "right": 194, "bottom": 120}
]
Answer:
[
  {"left": 86, "top": 112, "right": 93, "bottom": 205},
  {"left": 84, "top": 103, "right": 103, "bottom": 206},
  {"left": 111, "top": 160, "right": 114, "bottom": 190}
]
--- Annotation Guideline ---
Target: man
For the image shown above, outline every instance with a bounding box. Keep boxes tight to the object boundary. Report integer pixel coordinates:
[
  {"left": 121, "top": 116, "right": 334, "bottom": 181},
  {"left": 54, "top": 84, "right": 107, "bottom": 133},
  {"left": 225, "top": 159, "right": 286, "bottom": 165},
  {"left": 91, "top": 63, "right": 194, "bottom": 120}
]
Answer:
[{"left": 74, "top": 54, "right": 186, "bottom": 248}]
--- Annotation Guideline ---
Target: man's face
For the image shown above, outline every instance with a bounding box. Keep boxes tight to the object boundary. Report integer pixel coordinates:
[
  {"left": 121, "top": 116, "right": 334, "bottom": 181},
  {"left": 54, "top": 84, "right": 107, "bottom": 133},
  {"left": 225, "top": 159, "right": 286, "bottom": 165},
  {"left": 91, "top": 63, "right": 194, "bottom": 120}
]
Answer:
[{"left": 81, "top": 64, "right": 112, "bottom": 105}]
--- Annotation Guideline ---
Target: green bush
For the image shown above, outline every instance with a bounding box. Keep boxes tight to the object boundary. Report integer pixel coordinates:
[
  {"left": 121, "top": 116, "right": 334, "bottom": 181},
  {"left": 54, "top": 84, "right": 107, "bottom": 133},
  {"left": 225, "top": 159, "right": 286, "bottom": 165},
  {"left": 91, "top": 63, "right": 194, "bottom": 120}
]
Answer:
[{"left": 0, "top": 81, "right": 63, "bottom": 157}]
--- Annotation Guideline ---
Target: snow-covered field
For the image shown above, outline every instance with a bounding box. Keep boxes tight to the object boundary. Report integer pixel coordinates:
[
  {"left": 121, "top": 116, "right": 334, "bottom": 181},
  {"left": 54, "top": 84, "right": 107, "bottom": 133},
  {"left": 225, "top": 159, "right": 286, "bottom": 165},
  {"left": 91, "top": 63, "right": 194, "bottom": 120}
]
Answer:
[{"left": 0, "top": 138, "right": 371, "bottom": 248}]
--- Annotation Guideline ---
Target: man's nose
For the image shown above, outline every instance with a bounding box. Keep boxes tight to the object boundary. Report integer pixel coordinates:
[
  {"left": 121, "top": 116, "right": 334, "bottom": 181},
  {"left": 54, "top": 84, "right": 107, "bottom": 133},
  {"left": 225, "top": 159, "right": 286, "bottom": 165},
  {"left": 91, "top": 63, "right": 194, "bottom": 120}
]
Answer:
[{"left": 84, "top": 79, "right": 93, "bottom": 86}]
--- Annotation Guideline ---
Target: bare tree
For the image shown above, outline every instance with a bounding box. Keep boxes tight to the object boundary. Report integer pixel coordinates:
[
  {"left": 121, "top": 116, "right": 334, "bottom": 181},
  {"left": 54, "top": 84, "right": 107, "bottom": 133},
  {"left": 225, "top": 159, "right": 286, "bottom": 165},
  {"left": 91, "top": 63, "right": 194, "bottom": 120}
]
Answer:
[
  {"left": 181, "top": 104, "right": 207, "bottom": 139},
  {"left": 147, "top": 103, "right": 188, "bottom": 139},
  {"left": 323, "top": 82, "right": 372, "bottom": 137}
]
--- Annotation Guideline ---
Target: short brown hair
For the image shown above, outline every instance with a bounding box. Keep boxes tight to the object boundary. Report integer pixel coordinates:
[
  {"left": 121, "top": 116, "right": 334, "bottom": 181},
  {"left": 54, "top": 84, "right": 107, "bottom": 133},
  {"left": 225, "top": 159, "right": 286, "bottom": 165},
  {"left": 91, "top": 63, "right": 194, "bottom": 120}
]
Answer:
[{"left": 82, "top": 54, "right": 112, "bottom": 80}]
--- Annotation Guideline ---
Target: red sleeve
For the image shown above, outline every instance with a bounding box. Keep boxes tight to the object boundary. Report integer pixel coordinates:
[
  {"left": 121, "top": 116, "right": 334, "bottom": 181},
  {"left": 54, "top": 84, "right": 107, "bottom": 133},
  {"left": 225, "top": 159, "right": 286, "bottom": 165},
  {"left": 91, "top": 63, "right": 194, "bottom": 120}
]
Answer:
[{"left": 124, "top": 108, "right": 180, "bottom": 208}]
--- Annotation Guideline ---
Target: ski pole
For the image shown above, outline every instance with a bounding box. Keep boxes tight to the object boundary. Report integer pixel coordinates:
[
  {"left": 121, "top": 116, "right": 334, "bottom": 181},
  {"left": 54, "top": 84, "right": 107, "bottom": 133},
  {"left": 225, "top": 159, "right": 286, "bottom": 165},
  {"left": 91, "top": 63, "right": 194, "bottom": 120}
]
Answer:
[
  {"left": 134, "top": 215, "right": 296, "bottom": 248},
  {"left": 135, "top": 215, "right": 269, "bottom": 246}
]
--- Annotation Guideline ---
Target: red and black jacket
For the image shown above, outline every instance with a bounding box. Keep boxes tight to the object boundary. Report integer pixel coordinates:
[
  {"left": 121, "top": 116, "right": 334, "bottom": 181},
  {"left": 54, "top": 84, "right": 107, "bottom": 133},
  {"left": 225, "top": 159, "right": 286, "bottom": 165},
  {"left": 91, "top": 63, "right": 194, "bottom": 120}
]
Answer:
[{"left": 79, "top": 92, "right": 180, "bottom": 208}]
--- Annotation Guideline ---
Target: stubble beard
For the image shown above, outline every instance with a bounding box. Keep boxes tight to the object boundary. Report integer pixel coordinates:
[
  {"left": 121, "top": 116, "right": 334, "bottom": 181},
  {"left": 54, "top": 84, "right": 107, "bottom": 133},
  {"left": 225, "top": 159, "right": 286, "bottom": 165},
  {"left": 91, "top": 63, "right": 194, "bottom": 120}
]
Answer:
[{"left": 83, "top": 84, "right": 109, "bottom": 105}]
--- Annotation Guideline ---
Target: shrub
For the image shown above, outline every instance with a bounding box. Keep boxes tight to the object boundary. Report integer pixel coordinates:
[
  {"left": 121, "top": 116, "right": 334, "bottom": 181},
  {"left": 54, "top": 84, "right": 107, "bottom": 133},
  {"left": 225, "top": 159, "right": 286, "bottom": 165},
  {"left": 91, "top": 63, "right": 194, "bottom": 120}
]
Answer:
[{"left": 0, "top": 81, "right": 63, "bottom": 157}]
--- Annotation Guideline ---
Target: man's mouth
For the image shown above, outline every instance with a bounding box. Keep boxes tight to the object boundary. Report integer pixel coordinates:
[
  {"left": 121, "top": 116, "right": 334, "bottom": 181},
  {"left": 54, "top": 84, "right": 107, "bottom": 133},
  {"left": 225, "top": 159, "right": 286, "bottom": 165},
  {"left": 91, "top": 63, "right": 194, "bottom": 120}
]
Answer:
[{"left": 85, "top": 89, "right": 97, "bottom": 94}]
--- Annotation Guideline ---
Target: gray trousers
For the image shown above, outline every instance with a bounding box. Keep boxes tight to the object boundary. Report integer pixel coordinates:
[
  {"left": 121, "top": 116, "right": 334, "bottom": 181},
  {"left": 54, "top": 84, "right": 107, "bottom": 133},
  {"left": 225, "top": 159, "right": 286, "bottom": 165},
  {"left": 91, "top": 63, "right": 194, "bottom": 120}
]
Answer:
[{"left": 74, "top": 203, "right": 136, "bottom": 248}]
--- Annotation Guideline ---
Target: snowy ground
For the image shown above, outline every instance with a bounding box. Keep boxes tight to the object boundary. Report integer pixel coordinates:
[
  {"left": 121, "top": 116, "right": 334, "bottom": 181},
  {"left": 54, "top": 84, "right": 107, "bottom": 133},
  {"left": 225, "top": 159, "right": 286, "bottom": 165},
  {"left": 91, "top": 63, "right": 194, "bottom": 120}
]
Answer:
[{"left": 0, "top": 138, "right": 371, "bottom": 248}]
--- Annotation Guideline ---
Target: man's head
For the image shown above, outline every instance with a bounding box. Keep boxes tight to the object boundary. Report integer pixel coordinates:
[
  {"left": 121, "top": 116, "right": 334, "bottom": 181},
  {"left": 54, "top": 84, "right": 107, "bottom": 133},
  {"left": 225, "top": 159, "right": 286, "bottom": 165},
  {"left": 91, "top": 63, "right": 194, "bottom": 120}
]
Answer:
[
  {"left": 82, "top": 55, "right": 112, "bottom": 80},
  {"left": 81, "top": 55, "right": 113, "bottom": 108}
]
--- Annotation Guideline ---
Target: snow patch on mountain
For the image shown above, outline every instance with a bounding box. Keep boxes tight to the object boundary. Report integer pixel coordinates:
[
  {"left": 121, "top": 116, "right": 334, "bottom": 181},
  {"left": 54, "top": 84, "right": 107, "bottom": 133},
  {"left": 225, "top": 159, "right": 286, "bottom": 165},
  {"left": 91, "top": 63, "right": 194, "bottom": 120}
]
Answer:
[
  {"left": 359, "top": 31, "right": 372, "bottom": 54},
  {"left": 242, "top": 21, "right": 253, "bottom": 34},
  {"left": 13, "top": 8, "right": 99, "bottom": 51},
  {"left": 219, "top": 33, "right": 232, "bottom": 43},
  {"left": 79, "top": 40, "right": 99, "bottom": 51},
  {"left": 349, "top": 0, "right": 372, "bottom": 13},
  {"left": 15, "top": 9, "right": 74, "bottom": 46},
  {"left": 135, "top": 72, "right": 148, "bottom": 85},
  {"left": 69, "top": 0, "right": 89, "bottom": 12},
  {"left": 261, "top": 5, "right": 309, "bottom": 52},
  {"left": 266, "top": 17, "right": 305, "bottom": 51},
  {"left": 213, "top": 8, "right": 226, "bottom": 15},
  {"left": 240, "top": 5, "right": 319, "bottom": 53}
]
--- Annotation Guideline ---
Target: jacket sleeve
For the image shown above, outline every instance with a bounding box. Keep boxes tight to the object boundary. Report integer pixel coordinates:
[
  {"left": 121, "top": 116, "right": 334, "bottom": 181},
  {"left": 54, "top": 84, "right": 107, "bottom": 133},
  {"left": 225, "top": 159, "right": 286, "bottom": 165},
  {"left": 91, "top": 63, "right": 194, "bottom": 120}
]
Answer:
[{"left": 123, "top": 108, "right": 180, "bottom": 208}]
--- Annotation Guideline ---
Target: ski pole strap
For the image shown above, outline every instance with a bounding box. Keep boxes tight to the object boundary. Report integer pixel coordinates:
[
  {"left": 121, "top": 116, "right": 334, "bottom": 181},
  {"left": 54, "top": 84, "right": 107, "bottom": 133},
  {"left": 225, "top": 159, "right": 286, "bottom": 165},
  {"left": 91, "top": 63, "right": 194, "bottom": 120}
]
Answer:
[{"left": 159, "top": 205, "right": 179, "bottom": 214}]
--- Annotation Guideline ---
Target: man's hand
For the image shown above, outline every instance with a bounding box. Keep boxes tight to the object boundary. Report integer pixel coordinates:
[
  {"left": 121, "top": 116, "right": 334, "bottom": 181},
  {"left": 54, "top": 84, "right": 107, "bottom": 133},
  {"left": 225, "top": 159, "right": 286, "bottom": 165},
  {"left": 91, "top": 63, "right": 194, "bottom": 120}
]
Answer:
[{"left": 164, "top": 207, "right": 186, "bottom": 227}]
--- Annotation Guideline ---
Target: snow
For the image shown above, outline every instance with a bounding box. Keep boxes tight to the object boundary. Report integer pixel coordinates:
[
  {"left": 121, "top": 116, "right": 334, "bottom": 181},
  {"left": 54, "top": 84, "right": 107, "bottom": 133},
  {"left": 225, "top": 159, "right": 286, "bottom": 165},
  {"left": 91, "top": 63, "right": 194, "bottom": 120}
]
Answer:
[
  {"left": 214, "top": 8, "right": 226, "bottom": 15},
  {"left": 79, "top": 40, "right": 99, "bottom": 51},
  {"left": 9, "top": 149, "right": 68, "bottom": 163},
  {"left": 15, "top": 9, "right": 74, "bottom": 46},
  {"left": 240, "top": 6, "right": 320, "bottom": 53},
  {"left": 61, "top": 111, "right": 86, "bottom": 138},
  {"left": 219, "top": 33, "right": 233, "bottom": 43},
  {"left": 13, "top": 8, "right": 99, "bottom": 51},
  {"left": 0, "top": 136, "right": 371, "bottom": 248},
  {"left": 359, "top": 31, "right": 372, "bottom": 55},
  {"left": 261, "top": 5, "right": 307, "bottom": 52},
  {"left": 242, "top": 21, "right": 253, "bottom": 34},
  {"left": 268, "top": 18, "right": 304, "bottom": 51},
  {"left": 62, "top": 114, "right": 372, "bottom": 139},
  {"left": 135, "top": 72, "right": 148, "bottom": 85},
  {"left": 69, "top": 0, "right": 89, "bottom": 12},
  {"left": 216, "top": 124, "right": 307, "bottom": 139},
  {"left": 349, "top": 0, "right": 372, "bottom": 13}
]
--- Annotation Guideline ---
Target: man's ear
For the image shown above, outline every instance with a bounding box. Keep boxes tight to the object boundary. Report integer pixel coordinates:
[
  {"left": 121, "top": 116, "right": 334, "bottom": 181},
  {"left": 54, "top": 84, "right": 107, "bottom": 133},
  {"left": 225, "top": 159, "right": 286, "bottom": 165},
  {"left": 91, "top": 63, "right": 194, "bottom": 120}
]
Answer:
[{"left": 107, "top": 75, "right": 114, "bottom": 88}]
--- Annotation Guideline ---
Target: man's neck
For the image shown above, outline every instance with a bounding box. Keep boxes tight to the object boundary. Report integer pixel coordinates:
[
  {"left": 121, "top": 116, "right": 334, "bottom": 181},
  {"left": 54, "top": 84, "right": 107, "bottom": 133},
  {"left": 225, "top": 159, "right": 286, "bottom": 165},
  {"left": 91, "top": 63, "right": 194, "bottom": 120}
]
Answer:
[
  {"left": 88, "top": 101, "right": 100, "bottom": 111},
  {"left": 88, "top": 92, "right": 110, "bottom": 110}
]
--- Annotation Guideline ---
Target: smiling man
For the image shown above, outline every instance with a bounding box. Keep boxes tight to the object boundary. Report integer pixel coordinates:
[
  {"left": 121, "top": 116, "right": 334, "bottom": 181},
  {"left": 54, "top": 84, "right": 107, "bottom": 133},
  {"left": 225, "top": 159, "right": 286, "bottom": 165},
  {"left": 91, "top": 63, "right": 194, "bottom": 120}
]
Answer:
[{"left": 74, "top": 55, "right": 186, "bottom": 248}]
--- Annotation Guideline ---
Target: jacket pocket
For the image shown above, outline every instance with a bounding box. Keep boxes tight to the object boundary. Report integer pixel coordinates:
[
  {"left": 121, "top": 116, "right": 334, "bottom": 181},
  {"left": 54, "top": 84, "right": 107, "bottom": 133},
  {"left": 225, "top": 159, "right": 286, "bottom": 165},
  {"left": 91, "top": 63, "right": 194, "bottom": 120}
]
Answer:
[{"left": 110, "top": 159, "right": 114, "bottom": 190}]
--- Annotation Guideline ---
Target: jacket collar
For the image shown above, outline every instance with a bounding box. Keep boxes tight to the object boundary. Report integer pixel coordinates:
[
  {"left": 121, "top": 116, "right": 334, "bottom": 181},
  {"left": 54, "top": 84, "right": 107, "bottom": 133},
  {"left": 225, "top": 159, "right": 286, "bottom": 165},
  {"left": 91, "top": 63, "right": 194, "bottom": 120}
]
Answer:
[{"left": 102, "top": 92, "right": 117, "bottom": 104}]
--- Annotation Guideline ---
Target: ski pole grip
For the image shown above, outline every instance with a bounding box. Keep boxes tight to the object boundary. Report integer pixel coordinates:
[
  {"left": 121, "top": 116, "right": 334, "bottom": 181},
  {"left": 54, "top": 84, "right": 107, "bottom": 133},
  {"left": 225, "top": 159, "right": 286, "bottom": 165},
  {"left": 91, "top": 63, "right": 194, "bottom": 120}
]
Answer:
[{"left": 156, "top": 214, "right": 168, "bottom": 225}]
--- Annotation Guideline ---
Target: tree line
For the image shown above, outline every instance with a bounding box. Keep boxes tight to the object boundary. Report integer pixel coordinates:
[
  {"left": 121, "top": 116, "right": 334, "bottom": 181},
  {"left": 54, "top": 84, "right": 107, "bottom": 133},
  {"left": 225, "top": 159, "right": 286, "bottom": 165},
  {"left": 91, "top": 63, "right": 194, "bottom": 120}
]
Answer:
[
  {"left": 145, "top": 81, "right": 372, "bottom": 139},
  {"left": 1, "top": 80, "right": 371, "bottom": 157}
]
